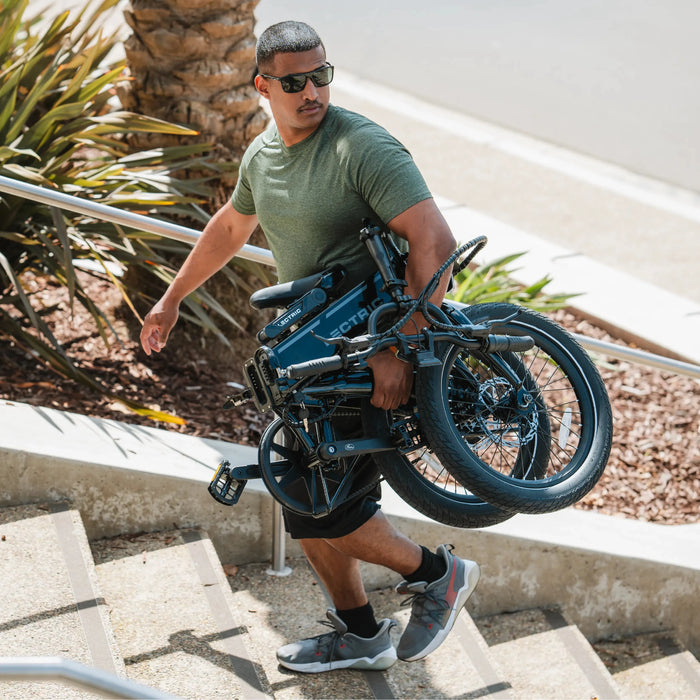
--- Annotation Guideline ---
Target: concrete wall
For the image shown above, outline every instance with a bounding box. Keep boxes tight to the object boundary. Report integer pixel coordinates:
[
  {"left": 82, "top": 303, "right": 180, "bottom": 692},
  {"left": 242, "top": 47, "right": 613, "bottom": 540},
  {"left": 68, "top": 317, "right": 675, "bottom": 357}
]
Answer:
[{"left": 1, "top": 400, "right": 697, "bottom": 655}]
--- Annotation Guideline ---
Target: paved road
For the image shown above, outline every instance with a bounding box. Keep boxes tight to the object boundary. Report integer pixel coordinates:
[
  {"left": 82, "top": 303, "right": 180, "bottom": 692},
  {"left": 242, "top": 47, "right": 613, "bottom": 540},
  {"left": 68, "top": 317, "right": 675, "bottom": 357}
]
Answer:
[
  {"left": 254, "top": 2, "right": 700, "bottom": 309},
  {"left": 256, "top": 0, "right": 700, "bottom": 195}
]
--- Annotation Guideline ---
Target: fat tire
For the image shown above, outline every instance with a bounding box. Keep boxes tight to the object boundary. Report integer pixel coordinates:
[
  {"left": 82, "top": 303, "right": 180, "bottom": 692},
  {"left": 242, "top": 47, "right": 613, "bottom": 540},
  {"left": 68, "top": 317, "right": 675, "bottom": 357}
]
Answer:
[{"left": 416, "top": 302, "right": 613, "bottom": 513}]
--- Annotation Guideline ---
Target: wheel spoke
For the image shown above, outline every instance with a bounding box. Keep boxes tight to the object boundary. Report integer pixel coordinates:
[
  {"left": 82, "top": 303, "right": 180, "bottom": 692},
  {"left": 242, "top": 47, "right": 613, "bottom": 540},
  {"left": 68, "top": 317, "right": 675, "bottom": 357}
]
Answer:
[{"left": 270, "top": 441, "right": 297, "bottom": 460}]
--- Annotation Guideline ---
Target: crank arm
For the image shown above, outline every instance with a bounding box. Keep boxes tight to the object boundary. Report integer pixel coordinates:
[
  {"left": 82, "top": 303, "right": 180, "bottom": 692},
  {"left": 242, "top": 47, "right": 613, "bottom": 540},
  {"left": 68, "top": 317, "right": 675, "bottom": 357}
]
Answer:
[{"left": 316, "top": 436, "right": 395, "bottom": 461}]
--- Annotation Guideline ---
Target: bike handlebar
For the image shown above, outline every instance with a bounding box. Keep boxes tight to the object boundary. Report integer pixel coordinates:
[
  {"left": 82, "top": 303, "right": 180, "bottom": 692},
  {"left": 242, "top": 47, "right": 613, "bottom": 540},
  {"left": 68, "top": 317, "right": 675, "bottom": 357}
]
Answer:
[
  {"left": 283, "top": 333, "right": 534, "bottom": 379},
  {"left": 482, "top": 335, "right": 535, "bottom": 353},
  {"left": 284, "top": 354, "right": 350, "bottom": 379}
]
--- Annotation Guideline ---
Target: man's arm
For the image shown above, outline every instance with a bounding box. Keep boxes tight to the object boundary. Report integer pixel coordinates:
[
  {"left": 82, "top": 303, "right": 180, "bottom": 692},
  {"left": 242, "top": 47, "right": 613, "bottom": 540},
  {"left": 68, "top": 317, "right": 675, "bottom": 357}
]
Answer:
[
  {"left": 140, "top": 201, "right": 259, "bottom": 355},
  {"left": 389, "top": 198, "right": 456, "bottom": 309},
  {"left": 366, "top": 198, "right": 456, "bottom": 410}
]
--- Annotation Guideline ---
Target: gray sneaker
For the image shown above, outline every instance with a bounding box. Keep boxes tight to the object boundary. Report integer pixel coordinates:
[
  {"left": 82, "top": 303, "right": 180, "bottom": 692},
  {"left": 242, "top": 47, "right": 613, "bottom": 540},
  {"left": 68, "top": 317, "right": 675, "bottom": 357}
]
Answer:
[
  {"left": 276, "top": 610, "right": 397, "bottom": 673},
  {"left": 396, "top": 544, "right": 480, "bottom": 661}
]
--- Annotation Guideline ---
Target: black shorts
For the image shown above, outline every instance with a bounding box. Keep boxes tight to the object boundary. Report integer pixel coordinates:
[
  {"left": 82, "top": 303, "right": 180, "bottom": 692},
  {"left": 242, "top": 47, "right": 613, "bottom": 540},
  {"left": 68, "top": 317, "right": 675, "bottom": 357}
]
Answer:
[{"left": 282, "top": 458, "right": 382, "bottom": 539}]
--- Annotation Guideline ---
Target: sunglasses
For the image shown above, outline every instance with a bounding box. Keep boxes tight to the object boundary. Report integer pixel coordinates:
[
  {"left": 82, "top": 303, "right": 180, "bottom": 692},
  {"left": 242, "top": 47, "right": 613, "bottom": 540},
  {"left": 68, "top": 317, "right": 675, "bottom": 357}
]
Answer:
[{"left": 259, "top": 64, "right": 334, "bottom": 93}]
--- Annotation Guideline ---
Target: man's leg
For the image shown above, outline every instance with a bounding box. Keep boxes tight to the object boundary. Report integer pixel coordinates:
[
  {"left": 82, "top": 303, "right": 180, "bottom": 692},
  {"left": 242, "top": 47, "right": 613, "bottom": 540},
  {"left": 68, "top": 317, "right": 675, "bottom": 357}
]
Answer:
[
  {"left": 300, "top": 510, "right": 422, "bottom": 608},
  {"left": 299, "top": 537, "right": 368, "bottom": 610},
  {"left": 276, "top": 516, "right": 403, "bottom": 673},
  {"left": 302, "top": 510, "right": 480, "bottom": 664}
]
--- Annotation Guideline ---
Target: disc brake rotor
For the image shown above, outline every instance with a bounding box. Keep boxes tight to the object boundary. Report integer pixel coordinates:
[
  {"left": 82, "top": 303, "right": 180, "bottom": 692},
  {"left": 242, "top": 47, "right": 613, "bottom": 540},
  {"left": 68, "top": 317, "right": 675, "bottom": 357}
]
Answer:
[{"left": 468, "top": 377, "right": 539, "bottom": 451}]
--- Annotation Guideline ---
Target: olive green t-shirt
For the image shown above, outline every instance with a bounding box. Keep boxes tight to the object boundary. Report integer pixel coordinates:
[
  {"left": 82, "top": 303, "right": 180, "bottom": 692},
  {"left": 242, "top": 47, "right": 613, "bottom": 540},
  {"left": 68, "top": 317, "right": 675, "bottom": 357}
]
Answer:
[{"left": 231, "top": 104, "right": 432, "bottom": 285}]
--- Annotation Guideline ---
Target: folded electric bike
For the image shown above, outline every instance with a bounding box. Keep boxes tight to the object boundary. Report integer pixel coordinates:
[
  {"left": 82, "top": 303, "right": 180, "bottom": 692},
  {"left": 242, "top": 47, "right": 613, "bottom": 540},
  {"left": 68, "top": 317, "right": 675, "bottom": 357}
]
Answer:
[{"left": 208, "top": 221, "right": 613, "bottom": 528}]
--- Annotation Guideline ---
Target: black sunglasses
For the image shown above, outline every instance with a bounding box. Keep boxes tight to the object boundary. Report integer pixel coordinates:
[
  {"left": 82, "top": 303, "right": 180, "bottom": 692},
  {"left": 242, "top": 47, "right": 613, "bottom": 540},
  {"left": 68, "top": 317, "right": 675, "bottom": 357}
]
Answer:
[{"left": 259, "top": 64, "right": 334, "bottom": 93}]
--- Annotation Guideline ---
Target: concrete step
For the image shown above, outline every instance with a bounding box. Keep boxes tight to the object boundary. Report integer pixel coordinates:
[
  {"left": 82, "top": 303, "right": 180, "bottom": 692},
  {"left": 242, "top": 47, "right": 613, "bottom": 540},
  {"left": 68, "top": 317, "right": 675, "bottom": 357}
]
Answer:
[
  {"left": 0, "top": 502, "right": 124, "bottom": 698},
  {"left": 4, "top": 507, "right": 696, "bottom": 700},
  {"left": 91, "top": 528, "right": 270, "bottom": 699},
  {"left": 3, "top": 400, "right": 699, "bottom": 659},
  {"left": 593, "top": 631, "right": 700, "bottom": 700},
  {"left": 474, "top": 608, "right": 623, "bottom": 699},
  {"left": 226, "top": 555, "right": 700, "bottom": 700},
  {"left": 226, "top": 555, "right": 512, "bottom": 699}
]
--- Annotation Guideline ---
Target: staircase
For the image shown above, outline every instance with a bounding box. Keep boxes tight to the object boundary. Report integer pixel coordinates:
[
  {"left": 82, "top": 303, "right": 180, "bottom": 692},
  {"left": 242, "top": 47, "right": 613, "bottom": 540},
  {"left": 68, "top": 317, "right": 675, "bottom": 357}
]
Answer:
[
  {"left": 0, "top": 503, "right": 123, "bottom": 698},
  {"left": 1, "top": 503, "right": 698, "bottom": 699}
]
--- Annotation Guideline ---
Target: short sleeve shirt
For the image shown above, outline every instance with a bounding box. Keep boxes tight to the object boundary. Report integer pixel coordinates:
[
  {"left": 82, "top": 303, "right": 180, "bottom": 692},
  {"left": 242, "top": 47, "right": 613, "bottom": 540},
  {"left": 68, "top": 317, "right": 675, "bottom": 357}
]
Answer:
[{"left": 231, "top": 104, "right": 432, "bottom": 285}]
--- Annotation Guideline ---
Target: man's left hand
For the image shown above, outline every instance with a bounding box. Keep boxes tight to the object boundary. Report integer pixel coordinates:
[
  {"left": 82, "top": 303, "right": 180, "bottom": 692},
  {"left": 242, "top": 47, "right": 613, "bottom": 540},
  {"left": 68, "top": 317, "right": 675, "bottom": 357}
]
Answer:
[{"left": 366, "top": 350, "right": 413, "bottom": 410}]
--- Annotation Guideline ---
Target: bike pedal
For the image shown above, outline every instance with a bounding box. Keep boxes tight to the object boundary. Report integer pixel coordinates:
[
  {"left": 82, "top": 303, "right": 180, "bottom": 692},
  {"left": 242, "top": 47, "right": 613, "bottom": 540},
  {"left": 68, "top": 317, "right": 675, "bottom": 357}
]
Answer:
[
  {"left": 223, "top": 388, "right": 252, "bottom": 409},
  {"left": 208, "top": 460, "right": 246, "bottom": 506},
  {"left": 391, "top": 417, "right": 424, "bottom": 452}
]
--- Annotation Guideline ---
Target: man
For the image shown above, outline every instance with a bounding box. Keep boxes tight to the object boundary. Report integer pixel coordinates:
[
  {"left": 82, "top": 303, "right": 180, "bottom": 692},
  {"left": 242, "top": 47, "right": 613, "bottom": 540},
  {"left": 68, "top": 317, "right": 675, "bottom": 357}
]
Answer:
[{"left": 140, "top": 20, "right": 480, "bottom": 673}]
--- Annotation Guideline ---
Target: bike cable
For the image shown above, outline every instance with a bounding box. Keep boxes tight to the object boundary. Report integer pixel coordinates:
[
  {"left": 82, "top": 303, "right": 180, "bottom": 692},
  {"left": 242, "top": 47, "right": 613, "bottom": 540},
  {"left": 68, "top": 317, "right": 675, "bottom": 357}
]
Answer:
[{"left": 370, "top": 235, "right": 490, "bottom": 346}]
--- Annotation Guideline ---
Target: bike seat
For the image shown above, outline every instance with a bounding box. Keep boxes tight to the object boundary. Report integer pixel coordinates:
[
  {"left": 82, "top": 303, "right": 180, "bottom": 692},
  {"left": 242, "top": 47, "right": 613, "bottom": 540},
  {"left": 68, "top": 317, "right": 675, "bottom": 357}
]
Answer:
[
  {"left": 249, "top": 271, "right": 326, "bottom": 310},
  {"left": 250, "top": 264, "right": 348, "bottom": 311}
]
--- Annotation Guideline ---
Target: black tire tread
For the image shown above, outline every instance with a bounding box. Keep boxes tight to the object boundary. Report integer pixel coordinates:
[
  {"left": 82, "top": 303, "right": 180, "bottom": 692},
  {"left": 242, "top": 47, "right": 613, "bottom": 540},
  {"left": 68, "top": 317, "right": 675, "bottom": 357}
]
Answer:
[{"left": 416, "top": 303, "right": 613, "bottom": 514}]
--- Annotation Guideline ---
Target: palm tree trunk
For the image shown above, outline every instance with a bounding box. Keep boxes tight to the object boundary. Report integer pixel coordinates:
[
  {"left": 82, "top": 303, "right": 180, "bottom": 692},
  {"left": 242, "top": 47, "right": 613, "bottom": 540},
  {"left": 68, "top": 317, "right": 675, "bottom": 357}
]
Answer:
[{"left": 119, "top": 0, "right": 268, "bottom": 180}]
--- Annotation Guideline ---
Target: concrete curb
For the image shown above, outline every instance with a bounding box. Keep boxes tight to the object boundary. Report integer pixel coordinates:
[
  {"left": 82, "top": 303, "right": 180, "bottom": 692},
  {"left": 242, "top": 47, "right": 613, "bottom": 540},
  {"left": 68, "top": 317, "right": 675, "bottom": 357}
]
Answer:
[{"left": 1, "top": 400, "right": 697, "bottom": 656}]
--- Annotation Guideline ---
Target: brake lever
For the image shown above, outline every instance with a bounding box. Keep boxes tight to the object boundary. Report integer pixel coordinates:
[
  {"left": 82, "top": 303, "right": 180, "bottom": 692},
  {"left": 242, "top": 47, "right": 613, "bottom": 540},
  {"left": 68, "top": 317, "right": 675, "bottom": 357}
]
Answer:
[
  {"left": 310, "top": 331, "right": 375, "bottom": 353},
  {"left": 464, "top": 310, "right": 522, "bottom": 336}
]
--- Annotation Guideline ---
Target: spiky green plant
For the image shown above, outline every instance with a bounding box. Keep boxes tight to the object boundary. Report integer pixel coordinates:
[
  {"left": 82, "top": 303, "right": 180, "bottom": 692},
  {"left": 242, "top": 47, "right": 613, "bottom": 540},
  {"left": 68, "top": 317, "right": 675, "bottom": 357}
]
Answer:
[
  {"left": 0, "top": 0, "right": 273, "bottom": 422},
  {"left": 448, "top": 251, "right": 578, "bottom": 311}
]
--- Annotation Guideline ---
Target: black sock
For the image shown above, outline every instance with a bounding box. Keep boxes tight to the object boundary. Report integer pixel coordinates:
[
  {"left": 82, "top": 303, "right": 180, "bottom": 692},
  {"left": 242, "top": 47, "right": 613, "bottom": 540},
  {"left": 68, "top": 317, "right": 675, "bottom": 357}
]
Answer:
[
  {"left": 336, "top": 603, "right": 380, "bottom": 638},
  {"left": 404, "top": 545, "right": 447, "bottom": 584}
]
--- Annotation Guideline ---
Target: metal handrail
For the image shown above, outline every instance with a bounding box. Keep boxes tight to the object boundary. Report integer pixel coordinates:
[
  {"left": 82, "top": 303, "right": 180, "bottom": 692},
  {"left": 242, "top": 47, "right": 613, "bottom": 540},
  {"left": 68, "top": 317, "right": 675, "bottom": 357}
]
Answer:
[
  {"left": 0, "top": 656, "right": 178, "bottom": 699},
  {"left": 574, "top": 334, "right": 700, "bottom": 379},
  {"left": 2, "top": 174, "right": 698, "bottom": 378},
  {"left": 0, "top": 174, "right": 274, "bottom": 267},
  {"left": 2, "top": 173, "right": 698, "bottom": 377}
]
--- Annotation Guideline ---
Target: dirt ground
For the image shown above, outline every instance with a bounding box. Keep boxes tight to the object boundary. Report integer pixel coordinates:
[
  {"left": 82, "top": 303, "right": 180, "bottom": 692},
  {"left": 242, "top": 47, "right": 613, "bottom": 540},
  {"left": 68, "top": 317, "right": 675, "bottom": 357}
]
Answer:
[{"left": 1, "top": 272, "right": 698, "bottom": 526}]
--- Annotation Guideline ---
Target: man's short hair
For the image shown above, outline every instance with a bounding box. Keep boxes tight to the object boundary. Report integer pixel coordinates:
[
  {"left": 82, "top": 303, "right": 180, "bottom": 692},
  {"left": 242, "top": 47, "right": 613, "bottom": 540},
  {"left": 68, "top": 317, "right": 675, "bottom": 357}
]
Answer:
[{"left": 256, "top": 21, "right": 325, "bottom": 71}]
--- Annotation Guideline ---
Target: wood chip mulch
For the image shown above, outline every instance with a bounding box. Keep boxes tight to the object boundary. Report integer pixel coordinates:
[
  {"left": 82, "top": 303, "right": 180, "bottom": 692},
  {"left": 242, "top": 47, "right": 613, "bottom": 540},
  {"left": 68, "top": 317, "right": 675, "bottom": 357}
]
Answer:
[{"left": 1, "top": 273, "right": 698, "bottom": 526}]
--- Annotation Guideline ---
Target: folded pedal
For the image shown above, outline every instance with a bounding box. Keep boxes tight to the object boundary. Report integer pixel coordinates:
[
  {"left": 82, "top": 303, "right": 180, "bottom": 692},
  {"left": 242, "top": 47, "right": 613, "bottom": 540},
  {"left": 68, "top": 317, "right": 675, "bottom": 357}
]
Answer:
[
  {"left": 223, "top": 388, "right": 252, "bottom": 409},
  {"left": 208, "top": 460, "right": 247, "bottom": 506}
]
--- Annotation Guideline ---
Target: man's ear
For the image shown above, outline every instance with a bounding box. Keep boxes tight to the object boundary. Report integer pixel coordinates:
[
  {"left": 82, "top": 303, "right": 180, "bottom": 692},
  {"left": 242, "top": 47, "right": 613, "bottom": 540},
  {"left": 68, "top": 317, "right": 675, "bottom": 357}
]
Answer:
[{"left": 254, "top": 74, "right": 270, "bottom": 99}]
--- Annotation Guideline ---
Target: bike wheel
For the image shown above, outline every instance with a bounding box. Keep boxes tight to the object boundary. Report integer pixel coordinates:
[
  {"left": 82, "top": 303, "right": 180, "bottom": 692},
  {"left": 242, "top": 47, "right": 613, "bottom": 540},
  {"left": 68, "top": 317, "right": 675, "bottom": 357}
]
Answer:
[
  {"left": 258, "top": 417, "right": 380, "bottom": 518},
  {"left": 361, "top": 402, "right": 516, "bottom": 528},
  {"left": 416, "top": 302, "right": 613, "bottom": 513}
]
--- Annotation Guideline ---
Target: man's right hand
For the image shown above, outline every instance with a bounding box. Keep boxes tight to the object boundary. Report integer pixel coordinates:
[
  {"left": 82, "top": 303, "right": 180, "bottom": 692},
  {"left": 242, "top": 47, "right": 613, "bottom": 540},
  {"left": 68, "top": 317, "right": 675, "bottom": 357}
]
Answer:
[
  {"left": 140, "top": 299, "right": 179, "bottom": 356},
  {"left": 137, "top": 202, "right": 259, "bottom": 358}
]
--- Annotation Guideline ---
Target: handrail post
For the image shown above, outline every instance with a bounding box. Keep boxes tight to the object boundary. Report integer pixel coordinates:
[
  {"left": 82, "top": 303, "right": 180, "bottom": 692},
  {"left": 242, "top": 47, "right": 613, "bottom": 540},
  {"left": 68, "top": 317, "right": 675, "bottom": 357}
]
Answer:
[
  {"left": 266, "top": 501, "right": 292, "bottom": 576},
  {"left": 266, "top": 431, "right": 292, "bottom": 577}
]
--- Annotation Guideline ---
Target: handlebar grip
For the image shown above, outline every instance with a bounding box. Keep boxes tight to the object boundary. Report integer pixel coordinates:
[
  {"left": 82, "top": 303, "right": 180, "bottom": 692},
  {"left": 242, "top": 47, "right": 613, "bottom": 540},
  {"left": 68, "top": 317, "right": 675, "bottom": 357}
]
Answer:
[
  {"left": 483, "top": 335, "right": 535, "bottom": 353},
  {"left": 286, "top": 354, "right": 345, "bottom": 379}
]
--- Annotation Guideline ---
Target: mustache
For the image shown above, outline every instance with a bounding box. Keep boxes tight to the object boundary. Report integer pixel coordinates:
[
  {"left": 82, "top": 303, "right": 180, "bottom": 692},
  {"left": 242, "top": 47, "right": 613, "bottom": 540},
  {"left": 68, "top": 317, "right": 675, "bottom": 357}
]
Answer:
[{"left": 298, "top": 100, "right": 323, "bottom": 112}]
